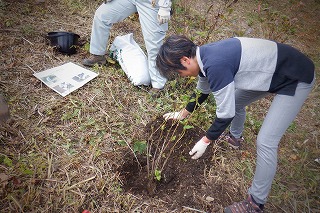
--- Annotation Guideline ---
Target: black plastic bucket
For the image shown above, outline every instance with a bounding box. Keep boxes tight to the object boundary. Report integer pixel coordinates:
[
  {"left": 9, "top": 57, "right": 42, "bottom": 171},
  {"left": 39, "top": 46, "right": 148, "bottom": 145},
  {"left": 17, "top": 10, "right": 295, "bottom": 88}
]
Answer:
[{"left": 47, "top": 32, "right": 80, "bottom": 55}]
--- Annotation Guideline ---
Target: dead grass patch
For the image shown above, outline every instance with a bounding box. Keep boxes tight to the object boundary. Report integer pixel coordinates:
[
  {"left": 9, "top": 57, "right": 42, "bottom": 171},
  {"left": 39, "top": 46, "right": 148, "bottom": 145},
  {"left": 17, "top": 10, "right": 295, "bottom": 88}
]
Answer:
[{"left": 0, "top": 0, "right": 319, "bottom": 212}]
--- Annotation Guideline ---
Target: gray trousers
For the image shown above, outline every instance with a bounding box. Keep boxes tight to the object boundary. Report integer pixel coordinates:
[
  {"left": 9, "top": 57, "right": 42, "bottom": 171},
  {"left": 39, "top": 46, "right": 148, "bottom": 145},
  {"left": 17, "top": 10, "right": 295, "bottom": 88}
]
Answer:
[
  {"left": 89, "top": 0, "right": 168, "bottom": 89},
  {"left": 230, "top": 77, "right": 315, "bottom": 204}
]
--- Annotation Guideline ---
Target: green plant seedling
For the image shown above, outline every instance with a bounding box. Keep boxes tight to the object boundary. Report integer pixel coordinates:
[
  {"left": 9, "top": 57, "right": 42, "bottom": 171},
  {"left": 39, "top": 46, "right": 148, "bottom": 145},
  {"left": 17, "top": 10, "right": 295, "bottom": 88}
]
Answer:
[{"left": 154, "top": 169, "right": 161, "bottom": 181}]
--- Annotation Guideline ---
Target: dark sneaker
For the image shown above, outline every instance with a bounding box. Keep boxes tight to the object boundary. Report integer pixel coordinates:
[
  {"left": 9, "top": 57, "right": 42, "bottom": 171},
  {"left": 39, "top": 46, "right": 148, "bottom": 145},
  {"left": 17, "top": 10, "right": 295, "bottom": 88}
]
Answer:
[
  {"left": 82, "top": 55, "right": 106, "bottom": 67},
  {"left": 226, "top": 132, "right": 244, "bottom": 149},
  {"left": 148, "top": 88, "right": 163, "bottom": 98},
  {"left": 224, "top": 195, "right": 263, "bottom": 213}
]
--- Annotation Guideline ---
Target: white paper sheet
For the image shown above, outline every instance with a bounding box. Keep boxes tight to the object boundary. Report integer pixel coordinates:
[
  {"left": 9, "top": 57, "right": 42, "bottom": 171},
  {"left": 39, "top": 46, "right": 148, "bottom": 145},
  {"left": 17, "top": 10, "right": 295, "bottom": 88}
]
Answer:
[{"left": 34, "top": 62, "right": 98, "bottom": 97}]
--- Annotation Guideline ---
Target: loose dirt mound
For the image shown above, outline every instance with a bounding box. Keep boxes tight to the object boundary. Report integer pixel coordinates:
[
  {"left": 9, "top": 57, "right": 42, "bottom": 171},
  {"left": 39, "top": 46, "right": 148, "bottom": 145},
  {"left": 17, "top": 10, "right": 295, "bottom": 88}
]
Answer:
[{"left": 119, "top": 116, "right": 241, "bottom": 211}]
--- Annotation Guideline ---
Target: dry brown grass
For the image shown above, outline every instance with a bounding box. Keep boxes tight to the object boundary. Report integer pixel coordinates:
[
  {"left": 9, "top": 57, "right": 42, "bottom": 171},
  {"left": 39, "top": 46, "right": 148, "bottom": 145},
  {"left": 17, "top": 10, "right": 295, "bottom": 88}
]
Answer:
[{"left": 0, "top": 0, "right": 319, "bottom": 212}]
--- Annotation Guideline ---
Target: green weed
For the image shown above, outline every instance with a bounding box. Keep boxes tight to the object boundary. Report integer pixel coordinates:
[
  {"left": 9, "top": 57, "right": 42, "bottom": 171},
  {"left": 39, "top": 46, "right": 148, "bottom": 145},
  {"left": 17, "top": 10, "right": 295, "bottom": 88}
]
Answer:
[
  {"left": 0, "top": 155, "right": 13, "bottom": 167},
  {"left": 288, "top": 122, "right": 297, "bottom": 132},
  {"left": 22, "top": 25, "right": 35, "bottom": 36},
  {"left": 83, "top": 42, "right": 90, "bottom": 53},
  {"left": 63, "top": 0, "right": 85, "bottom": 12},
  {"left": 61, "top": 108, "right": 80, "bottom": 121},
  {"left": 133, "top": 141, "right": 147, "bottom": 154}
]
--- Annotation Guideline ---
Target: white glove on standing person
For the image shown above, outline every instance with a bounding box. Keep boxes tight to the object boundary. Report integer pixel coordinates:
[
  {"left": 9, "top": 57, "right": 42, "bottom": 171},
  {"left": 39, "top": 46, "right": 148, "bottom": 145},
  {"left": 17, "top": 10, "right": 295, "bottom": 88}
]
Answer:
[
  {"left": 189, "top": 137, "right": 210, "bottom": 159},
  {"left": 163, "top": 109, "right": 190, "bottom": 120},
  {"left": 157, "top": 0, "right": 171, "bottom": 24}
]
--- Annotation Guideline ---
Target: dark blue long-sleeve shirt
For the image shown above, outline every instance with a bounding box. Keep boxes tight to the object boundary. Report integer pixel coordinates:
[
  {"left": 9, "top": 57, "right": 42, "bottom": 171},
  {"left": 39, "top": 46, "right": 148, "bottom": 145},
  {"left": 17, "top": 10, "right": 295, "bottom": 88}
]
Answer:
[{"left": 193, "top": 37, "right": 314, "bottom": 140}]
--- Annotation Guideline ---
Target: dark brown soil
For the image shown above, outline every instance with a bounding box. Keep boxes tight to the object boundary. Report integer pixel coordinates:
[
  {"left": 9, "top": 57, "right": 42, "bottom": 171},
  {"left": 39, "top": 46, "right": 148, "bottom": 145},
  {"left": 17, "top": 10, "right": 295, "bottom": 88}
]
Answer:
[{"left": 119, "top": 116, "right": 241, "bottom": 212}]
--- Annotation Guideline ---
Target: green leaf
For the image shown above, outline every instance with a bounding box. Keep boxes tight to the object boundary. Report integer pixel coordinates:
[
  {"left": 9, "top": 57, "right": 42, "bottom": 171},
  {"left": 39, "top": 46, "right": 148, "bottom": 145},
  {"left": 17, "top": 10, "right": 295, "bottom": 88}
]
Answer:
[
  {"left": 22, "top": 168, "right": 34, "bottom": 175},
  {"left": 160, "top": 124, "right": 166, "bottom": 131},
  {"left": 3, "top": 156, "right": 13, "bottom": 167},
  {"left": 154, "top": 169, "right": 161, "bottom": 181},
  {"left": 133, "top": 141, "right": 147, "bottom": 154},
  {"left": 179, "top": 156, "right": 187, "bottom": 162},
  {"left": 117, "top": 140, "right": 127, "bottom": 146},
  {"left": 19, "top": 164, "right": 33, "bottom": 175},
  {"left": 183, "top": 125, "right": 194, "bottom": 130},
  {"left": 170, "top": 135, "right": 176, "bottom": 141}
]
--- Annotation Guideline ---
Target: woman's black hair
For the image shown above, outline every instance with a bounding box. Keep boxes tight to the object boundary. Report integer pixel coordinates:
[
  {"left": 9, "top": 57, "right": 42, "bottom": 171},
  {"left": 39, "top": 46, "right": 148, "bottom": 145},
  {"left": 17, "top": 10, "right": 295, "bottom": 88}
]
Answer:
[{"left": 156, "top": 35, "right": 197, "bottom": 79}]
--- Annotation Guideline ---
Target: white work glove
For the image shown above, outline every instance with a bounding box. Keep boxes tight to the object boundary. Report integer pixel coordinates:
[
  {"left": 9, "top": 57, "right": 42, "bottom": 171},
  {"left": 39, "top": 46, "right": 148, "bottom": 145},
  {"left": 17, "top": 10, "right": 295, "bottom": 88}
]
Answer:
[
  {"left": 189, "top": 138, "right": 210, "bottom": 160},
  {"left": 163, "top": 110, "right": 188, "bottom": 121},
  {"left": 157, "top": 6, "right": 171, "bottom": 24}
]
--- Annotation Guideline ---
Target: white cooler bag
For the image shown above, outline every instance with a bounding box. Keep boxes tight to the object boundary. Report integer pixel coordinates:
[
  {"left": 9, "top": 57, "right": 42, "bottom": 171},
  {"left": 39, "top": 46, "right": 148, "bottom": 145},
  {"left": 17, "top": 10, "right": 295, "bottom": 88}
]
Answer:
[{"left": 109, "top": 33, "right": 151, "bottom": 86}]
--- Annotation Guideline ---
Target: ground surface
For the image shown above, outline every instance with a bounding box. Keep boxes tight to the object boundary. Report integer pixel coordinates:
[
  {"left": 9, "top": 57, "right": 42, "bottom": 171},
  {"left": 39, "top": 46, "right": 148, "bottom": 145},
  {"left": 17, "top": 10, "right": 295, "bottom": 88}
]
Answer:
[
  {"left": 0, "top": 0, "right": 319, "bottom": 212},
  {"left": 119, "top": 117, "right": 236, "bottom": 212}
]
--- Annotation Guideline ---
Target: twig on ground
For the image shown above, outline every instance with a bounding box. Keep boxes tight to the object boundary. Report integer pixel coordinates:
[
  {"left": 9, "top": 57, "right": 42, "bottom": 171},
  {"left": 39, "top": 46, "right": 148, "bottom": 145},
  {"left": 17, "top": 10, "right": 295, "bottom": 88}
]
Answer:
[
  {"left": 47, "top": 152, "right": 53, "bottom": 179},
  {"left": 24, "top": 64, "right": 37, "bottom": 74},
  {"left": 62, "top": 175, "right": 96, "bottom": 191},
  {"left": 91, "top": 101, "right": 111, "bottom": 118},
  {"left": 49, "top": 19, "right": 92, "bottom": 31},
  {"left": 182, "top": 206, "right": 207, "bottom": 213},
  {"left": 22, "top": 37, "right": 34, "bottom": 45},
  {"left": 9, "top": 195, "right": 23, "bottom": 212},
  {"left": 104, "top": 80, "right": 125, "bottom": 109},
  {"left": 64, "top": 167, "right": 71, "bottom": 185}
]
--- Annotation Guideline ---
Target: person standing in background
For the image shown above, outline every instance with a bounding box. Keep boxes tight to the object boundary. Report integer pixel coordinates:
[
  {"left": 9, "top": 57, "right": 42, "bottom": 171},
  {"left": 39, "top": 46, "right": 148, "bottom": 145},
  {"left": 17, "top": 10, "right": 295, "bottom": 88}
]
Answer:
[{"left": 83, "top": 0, "right": 172, "bottom": 94}]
